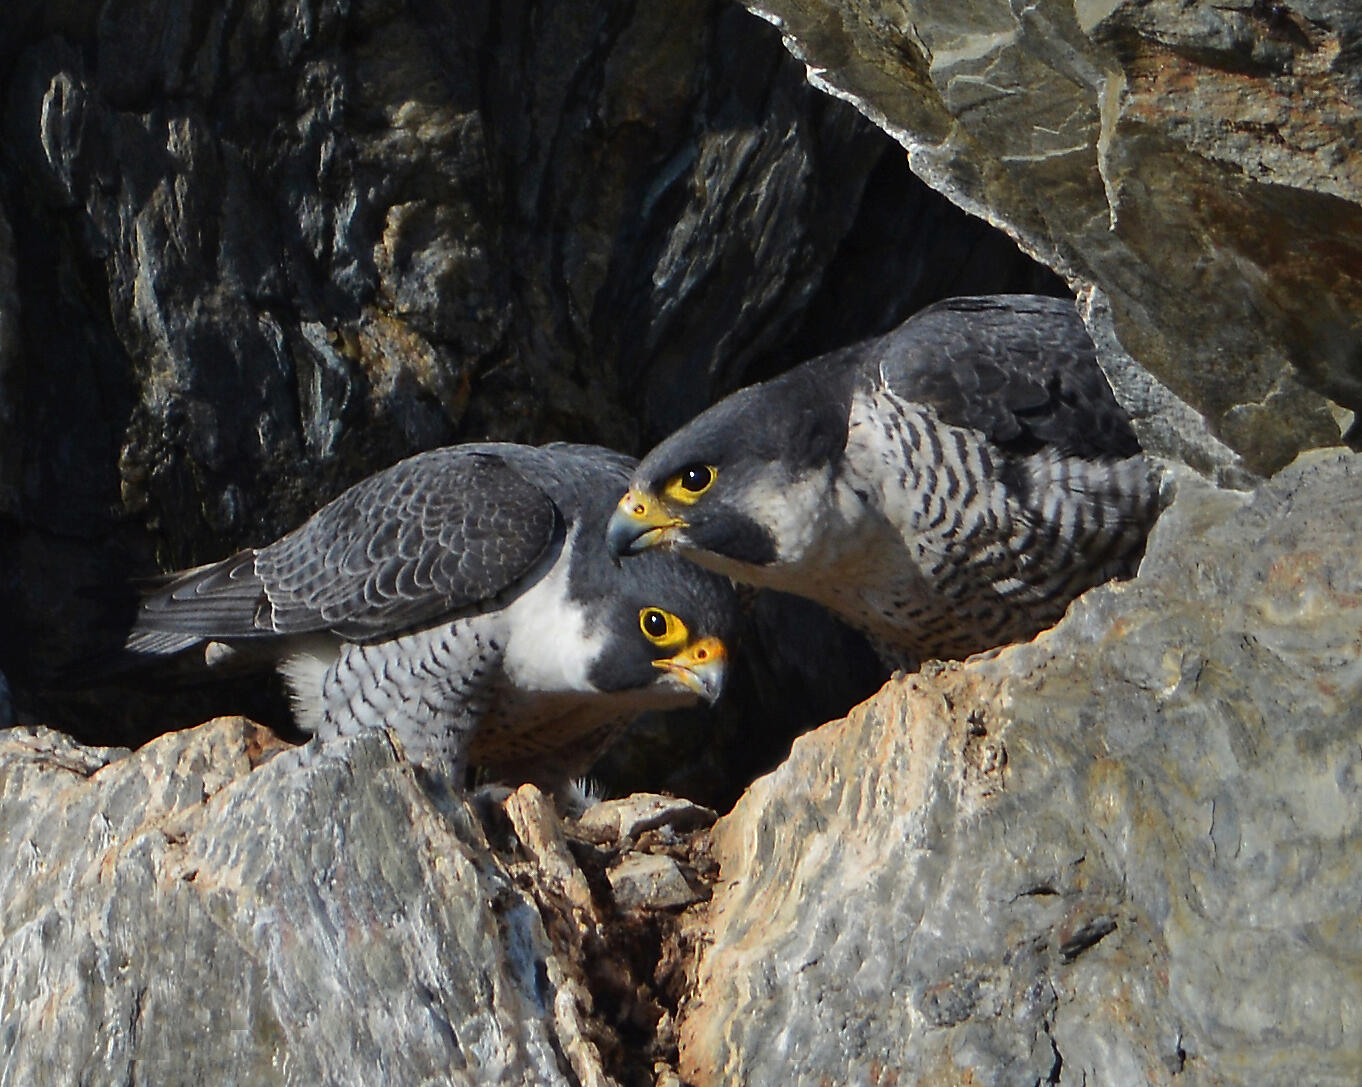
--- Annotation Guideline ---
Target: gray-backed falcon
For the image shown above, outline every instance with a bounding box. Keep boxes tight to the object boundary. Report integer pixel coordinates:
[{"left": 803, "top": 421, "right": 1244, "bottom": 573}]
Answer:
[
  {"left": 607, "top": 295, "right": 1160, "bottom": 668},
  {"left": 126, "top": 443, "right": 737, "bottom": 794}
]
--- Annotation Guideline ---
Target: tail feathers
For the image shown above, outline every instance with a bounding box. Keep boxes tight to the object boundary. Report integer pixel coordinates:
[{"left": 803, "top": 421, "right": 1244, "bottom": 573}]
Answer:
[
  {"left": 124, "top": 629, "right": 205, "bottom": 657},
  {"left": 1001, "top": 451, "right": 1160, "bottom": 598},
  {"left": 1023, "top": 451, "right": 1161, "bottom": 526},
  {"left": 54, "top": 551, "right": 274, "bottom": 688},
  {"left": 67, "top": 630, "right": 286, "bottom": 688},
  {"left": 134, "top": 550, "right": 271, "bottom": 636},
  {"left": 1088, "top": 455, "right": 1163, "bottom": 523}
]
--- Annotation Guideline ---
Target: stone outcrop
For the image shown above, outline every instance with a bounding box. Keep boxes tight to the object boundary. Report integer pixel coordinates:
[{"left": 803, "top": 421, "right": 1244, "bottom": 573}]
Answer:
[
  {"left": 0, "top": 719, "right": 720, "bottom": 1086},
  {"left": 0, "top": 721, "right": 582, "bottom": 1084},
  {"left": 679, "top": 449, "right": 1362, "bottom": 1086},
  {"left": 739, "top": 0, "right": 1362, "bottom": 477}
]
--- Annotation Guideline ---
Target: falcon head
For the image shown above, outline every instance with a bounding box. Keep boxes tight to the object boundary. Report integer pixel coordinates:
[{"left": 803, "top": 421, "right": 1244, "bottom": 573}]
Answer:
[
  {"left": 605, "top": 365, "right": 851, "bottom": 581},
  {"left": 582, "top": 545, "right": 737, "bottom": 706}
]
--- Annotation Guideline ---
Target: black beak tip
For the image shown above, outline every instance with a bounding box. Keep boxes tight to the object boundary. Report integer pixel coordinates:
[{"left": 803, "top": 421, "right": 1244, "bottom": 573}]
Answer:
[{"left": 605, "top": 516, "right": 646, "bottom": 560}]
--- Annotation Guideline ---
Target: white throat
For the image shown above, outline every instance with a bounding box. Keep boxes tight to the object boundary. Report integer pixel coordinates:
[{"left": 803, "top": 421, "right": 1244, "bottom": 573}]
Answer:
[{"left": 498, "top": 529, "right": 605, "bottom": 695}]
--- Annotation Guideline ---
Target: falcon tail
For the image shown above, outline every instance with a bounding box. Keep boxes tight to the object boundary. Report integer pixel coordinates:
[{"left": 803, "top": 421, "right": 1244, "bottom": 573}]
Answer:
[
  {"left": 131, "top": 550, "right": 271, "bottom": 637},
  {"left": 124, "top": 629, "right": 205, "bottom": 658},
  {"left": 54, "top": 550, "right": 277, "bottom": 689}
]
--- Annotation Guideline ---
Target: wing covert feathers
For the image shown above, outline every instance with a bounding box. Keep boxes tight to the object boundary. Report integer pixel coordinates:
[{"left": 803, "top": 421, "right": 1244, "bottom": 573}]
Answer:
[
  {"left": 131, "top": 448, "right": 561, "bottom": 644},
  {"left": 872, "top": 295, "right": 1141, "bottom": 459}
]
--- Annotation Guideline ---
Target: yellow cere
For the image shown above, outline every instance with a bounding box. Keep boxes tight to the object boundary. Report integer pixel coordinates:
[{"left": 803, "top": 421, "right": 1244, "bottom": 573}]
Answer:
[
  {"left": 638, "top": 607, "right": 690, "bottom": 651},
  {"left": 662, "top": 464, "right": 716, "bottom": 505}
]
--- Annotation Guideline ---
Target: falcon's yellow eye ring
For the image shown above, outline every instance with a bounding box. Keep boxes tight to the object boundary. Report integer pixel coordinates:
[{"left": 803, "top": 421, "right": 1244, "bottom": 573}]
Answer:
[
  {"left": 638, "top": 607, "right": 689, "bottom": 651},
  {"left": 663, "top": 464, "right": 717, "bottom": 505}
]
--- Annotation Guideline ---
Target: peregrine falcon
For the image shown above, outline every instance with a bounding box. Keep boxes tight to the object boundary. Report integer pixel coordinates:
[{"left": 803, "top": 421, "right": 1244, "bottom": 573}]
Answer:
[
  {"left": 606, "top": 295, "right": 1160, "bottom": 667},
  {"left": 126, "top": 443, "right": 737, "bottom": 794}
]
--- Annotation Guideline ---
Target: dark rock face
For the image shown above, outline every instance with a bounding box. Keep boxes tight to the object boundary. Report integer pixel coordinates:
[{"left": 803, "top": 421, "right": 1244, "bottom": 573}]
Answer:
[{"left": 0, "top": 0, "right": 1053, "bottom": 769}]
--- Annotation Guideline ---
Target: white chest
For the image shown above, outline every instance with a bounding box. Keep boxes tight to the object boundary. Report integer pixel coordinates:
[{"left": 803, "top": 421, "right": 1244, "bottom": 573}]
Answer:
[{"left": 495, "top": 534, "right": 604, "bottom": 697}]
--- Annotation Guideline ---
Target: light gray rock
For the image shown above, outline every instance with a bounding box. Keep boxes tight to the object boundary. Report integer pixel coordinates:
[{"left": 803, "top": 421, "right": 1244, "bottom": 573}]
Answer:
[
  {"left": 740, "top": 0, "right": 1362, "bottom": 474},
  {"left": 607, "top": 854, "right": 702, "bottom": 912},
  {"left": 576, "top": 792, "right": 717, "bottom": 843},
  {"left": 0, "top": 720, "right": 612, "bottom": 1086},
  {"left": 680, "top": 449, "right": 1362, "bottom": 1087}
]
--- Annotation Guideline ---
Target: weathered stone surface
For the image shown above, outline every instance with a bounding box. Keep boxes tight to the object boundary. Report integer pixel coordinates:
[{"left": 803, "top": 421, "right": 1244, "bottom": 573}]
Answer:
[
  {"left": 680, "top": 449, "right": 1362, "bottom": 1086},
  {"left": 0, "top": 718, "right": 767, "bottom": 1084},
  {"left": 1079, "top": 287, "right": 1259, "bottom": 491},
  {"left": 0, "top": 720, "right": 611, "bottom": 1086},
  {"left": 608, "top": 854, "right": 703, "bottom": 912},
  {"left": 740, "top": 0, "right": 1362, "bottom": 474},
  {"left": 576, "top": 792, "right": 717, "bottom": 843}
]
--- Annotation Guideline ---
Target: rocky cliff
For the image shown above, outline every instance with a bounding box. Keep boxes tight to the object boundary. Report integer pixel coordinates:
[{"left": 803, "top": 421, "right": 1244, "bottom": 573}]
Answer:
[
  {"left": 2, "top": 1, "right": 1359, "bottom": 1085},
  {"left": 681, "top": 450, "right": 1362, "bottom": 1086},
  {"left": 0, "top": 719, "right": 723, "bottom": 1085}
]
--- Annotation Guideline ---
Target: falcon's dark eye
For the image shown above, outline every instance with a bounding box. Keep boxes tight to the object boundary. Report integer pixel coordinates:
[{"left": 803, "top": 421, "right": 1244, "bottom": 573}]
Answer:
[
  {"left": 663, "top": 464, "right": 717, "bottom": 504},
  {"left": 681, "top": 466, "right": 712, "bottom": 491},
  {"left": 638, "top": 607, "right": 688, "bottom": 649}
]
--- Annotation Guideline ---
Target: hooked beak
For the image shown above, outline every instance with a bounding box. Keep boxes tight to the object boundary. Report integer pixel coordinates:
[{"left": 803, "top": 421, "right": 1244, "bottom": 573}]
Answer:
[
  {"left": 652, "top": 636, "right": 727, "bottom": 704},
  {"left": 606, "top": 489, "right": 686, "bottom": 558}
]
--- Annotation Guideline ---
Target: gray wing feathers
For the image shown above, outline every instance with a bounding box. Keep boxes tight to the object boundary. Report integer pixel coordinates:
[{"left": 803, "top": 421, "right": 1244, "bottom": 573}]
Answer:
[
  {"left": 133, "top": 448, "right": 561, "bottom": 644},
  {"left": 123, "top": 629, "right": 208, "bottom": 656},
  {"left": 874, "top": 295, "right": 1141, "bottom": 459},
  {"left": 255, "top": 451, "right": 558, "bottom": 639}
]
